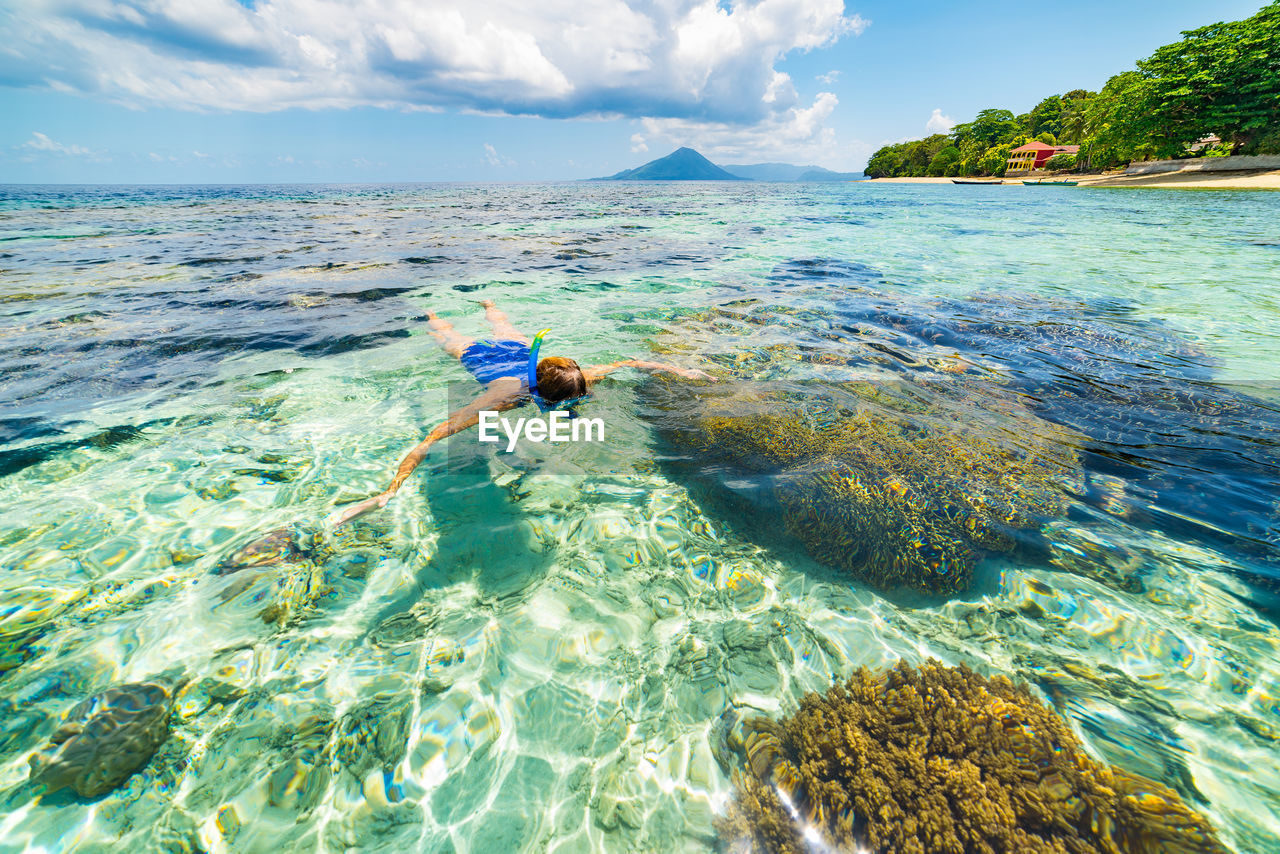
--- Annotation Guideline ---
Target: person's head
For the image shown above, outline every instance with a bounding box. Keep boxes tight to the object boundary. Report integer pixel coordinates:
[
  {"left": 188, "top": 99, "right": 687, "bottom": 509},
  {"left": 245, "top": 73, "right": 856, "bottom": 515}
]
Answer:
[{"left": 535, "top": 356, "right": 587, "bottom": 403}]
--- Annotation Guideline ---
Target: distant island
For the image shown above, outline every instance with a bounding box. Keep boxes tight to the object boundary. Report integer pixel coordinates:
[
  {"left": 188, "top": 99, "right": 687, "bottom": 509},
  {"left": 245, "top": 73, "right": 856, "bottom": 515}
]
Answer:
[
  {"left": 592, "top": 147, "right": 863, "bottom": 182},
  {"left": 721, "top": 162, "right": 864, "bottom": 182},
  {"left": 596, "top": 147, "right": 742, "bottom": 181}
]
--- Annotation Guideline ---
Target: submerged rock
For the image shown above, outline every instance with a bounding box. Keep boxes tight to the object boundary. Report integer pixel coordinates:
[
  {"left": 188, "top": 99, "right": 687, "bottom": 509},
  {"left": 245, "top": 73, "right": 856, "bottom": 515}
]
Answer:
[
  {"left": 334, "top": 693, "right": 413, "bottom": 783},
  {"left": 643, "top": 368, "right": 1080, "bottom": 594},
  {"left": 29, "top": 675, "right": 186, "bottom": 798},
  {"left": 214, "top": 525, "right": 331, "bottom": 625},
  {"left": 0, "top": 585, "right": 87, "bottom": 673},
  {"left": 835, "top": 291, "right": 1280, "bottom": 565},
  {"left": 216, "top": 525, "right": 322, "bottom": 574},
  {"left": 718, "top": 660, "right": 1227, "bottom": 854},
  {"left": 265, "top": 711, "right": 334, "bottom": 815}
]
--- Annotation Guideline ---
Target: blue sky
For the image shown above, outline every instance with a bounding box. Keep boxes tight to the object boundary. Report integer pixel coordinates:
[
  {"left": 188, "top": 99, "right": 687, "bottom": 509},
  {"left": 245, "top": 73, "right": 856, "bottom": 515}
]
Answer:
[{"left": 0, "top": 0, "right": 1266, "bottom": 182}]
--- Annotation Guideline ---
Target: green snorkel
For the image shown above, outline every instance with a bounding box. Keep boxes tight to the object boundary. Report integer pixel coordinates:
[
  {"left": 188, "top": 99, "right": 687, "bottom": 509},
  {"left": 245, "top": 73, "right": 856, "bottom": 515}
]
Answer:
[
  {"left": 527, "top": 328, "right": 587, "bottom": 414},
  {"left": 527, "top": 328, "right": 550, "bottom": 402}
]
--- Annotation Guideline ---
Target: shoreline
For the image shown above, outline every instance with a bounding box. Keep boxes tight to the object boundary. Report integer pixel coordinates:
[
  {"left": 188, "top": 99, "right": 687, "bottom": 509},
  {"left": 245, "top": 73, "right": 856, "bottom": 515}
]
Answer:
[{"left": 868, "top": 170, "right": 1280, "bottom": 189}]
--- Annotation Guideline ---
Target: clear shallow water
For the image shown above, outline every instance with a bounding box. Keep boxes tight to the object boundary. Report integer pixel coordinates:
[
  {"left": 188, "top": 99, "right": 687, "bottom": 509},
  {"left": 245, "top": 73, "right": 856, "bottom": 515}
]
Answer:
[{"left": 1, "top": 182, "right": 1279, "bottom": 853}]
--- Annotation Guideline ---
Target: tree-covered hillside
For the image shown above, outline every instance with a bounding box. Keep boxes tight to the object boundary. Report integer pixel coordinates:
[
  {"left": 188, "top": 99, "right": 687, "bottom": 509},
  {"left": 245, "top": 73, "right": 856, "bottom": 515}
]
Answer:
[{"left": 866, "top": 2, "right": 1279, "bottom": 178}]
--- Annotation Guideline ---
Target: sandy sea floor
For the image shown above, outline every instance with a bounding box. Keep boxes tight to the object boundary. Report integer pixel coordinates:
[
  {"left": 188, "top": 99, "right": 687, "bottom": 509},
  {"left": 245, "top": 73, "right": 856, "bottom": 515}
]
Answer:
[{"left": 2, "top": 182, "right": 1280, "bottom": 853}]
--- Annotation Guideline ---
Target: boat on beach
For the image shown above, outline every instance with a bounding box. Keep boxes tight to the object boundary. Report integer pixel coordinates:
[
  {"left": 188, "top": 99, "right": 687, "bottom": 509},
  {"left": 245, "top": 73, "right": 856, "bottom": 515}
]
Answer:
[
  {"left": 1023, "top": 178, "right": 1079, "bottom": 186},
  {"left": 952, "top": 178, "right": 1003, "bottom": 185}
]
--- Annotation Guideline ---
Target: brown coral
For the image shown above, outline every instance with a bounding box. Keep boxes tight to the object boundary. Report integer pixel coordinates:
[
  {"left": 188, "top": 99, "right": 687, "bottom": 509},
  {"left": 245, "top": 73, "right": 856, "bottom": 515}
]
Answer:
[
  {"left": 660, "top": 384, "right": 1079, "bottom": 594},
  {"left": 214, "top": 525, "right": 332, "bottom": 625},
  {"left": 717, "top": 661, "right": 1226, "bottom": 854},
  {"left": 638, "top": 295, "right": 1090, "bottom": 594},
  {"left": 29, "top": 677, "right": 185, "bottom": 798}
]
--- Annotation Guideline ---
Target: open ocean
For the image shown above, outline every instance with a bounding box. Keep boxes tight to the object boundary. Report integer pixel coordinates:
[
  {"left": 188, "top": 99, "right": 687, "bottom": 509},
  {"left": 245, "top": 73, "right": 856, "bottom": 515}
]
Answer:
[{"left": 2, "top": 182, "right": 1280, "bottom": 853}]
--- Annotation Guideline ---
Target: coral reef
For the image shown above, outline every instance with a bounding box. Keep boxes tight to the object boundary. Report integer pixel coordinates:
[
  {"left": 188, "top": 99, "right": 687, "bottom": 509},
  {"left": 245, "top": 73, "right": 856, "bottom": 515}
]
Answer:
[
  {"left": 29, "top": 675, "right": 186, "bottom": 798},
  {"left": 647, "top": 376, "right": 1080, "bottom": 594},
  {"left": 0, "top": 585, "right": 86, "bottom": 674},
  {"left": 214, "top": 525, "right": 331, "bottom": 625},
  {"left": 717, "top": 661, "right": 1227, "bottom": 854},
  {"left": 334, "top": 692, "right": 413, "bottom": 782},
  {"left": 215, "top": 525, "right": 315, "bottom": 573},
  {"left": 645, "top": 289, "right": 1280, "bottom": 594},
  {"left": 840, "top": 292, "right": 1280, "bottom": 564}
]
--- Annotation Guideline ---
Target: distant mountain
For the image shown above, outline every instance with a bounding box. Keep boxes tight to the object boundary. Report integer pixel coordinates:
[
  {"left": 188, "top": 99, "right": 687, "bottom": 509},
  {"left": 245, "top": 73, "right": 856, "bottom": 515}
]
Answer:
[
  {"left": 594, "top": 147, "right": 746, "bottom": 181},
  {"left": 796, "top": 169, "right": 864, "bottom": 182},
  {"left": 724, "top": 162, "right": 864, "bottom": 182},
  {"left": 722, "top": 163, "right": 813, "bottom": 181},
  {"left": 591, "top": 148, "right": 863, "bottom": 182}
]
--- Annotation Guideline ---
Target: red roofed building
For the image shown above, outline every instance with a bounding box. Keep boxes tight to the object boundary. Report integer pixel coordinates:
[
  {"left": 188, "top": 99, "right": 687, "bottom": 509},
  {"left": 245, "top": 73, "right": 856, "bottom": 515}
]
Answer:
[{"left": 1007, "top": 142, "right": 1080, "bottom": 173}]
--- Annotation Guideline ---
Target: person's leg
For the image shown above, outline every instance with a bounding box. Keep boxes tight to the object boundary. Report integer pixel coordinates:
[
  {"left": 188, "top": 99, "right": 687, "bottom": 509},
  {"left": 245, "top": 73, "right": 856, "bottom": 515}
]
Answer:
[
  {"left": 426, "top": 311, "right": 474, "bottom": 359},
  {"left": 481, "top": 299, "right": 532, "bottom": 344}
]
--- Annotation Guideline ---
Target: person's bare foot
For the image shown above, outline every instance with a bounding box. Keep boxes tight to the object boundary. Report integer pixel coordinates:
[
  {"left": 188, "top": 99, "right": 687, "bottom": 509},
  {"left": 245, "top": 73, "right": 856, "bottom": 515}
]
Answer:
[{"left": 480, "top": 299, "right": 496, "bottom": 309}]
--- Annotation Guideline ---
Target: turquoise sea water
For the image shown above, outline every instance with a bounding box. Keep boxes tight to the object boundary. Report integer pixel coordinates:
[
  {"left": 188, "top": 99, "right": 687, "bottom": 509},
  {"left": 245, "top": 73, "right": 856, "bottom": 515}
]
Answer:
[{"left": 1, "top": 182, "right": 1279, "bottom": 852}]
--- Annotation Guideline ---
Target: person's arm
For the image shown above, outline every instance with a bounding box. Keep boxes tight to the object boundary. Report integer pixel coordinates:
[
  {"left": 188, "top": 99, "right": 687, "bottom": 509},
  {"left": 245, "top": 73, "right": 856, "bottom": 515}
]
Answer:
[
  {"left": 582, "top": 359, "right": 716, "bottom": 386},
  {"left": 328, "top": 382, "right": 522, "bottom": 528}
]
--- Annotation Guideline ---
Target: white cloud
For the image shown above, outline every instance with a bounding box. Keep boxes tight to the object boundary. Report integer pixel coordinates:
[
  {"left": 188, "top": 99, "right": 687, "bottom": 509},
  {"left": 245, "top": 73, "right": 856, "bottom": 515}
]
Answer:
[
  {"left": 630, "top": 133, "right": 648, "bottom": 153},
  {"left": 926, "top": 108, "right": 956, "bottom": 134},
  {"left": 483, "top": 142, "right": 515, "bottom": 167},
  {"left": 816, "top": 69, "right": 840, "bottom": 84},
  {"left": 0, "top": 0, "right": 868, "bottom": 126},
  {"left": 21, "top": 131, "right": 92, "bottom": 157},
  {"left": 638, "top": 91, "right": 871, "bottom": 170}
]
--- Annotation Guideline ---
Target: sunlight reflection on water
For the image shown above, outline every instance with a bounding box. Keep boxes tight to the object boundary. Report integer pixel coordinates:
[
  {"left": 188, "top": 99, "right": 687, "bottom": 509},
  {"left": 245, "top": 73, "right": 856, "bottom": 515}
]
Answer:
[{"left": 1, "top": 182, "right": 1279, "bottom": 853}]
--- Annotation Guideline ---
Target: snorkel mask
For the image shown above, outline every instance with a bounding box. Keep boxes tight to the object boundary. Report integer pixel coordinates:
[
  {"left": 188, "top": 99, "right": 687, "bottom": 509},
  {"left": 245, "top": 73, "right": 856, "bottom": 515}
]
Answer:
[{"left": 527, "top": 328, "right": 589, "bottom": 416}]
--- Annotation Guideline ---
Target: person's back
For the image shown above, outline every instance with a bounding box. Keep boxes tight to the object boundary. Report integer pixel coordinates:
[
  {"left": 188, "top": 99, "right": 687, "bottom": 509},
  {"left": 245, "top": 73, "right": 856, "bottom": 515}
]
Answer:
[{"left": 328, "top": 299, "right": 713, "bottom": 527}]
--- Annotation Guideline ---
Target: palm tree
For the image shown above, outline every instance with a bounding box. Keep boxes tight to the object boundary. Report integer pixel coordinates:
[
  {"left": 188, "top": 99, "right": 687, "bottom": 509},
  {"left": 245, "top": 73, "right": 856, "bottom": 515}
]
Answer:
[{"left": 1060, "top": 104, "right": 1087, "bottom": 144}]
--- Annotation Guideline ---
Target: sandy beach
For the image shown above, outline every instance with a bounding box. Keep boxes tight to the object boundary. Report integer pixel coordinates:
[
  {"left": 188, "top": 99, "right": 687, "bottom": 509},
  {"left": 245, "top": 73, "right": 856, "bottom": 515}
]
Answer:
[{"left": 869, "top": 171, "right": 1280, "bottom": 189}]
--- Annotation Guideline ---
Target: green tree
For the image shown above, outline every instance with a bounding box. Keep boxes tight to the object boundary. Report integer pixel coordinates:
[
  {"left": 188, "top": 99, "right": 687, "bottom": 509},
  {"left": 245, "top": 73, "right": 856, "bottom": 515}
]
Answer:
[
  {"left": 927, "top": 146, "right": 962, "bottom": 176},
  {"left": 864, "top": 135, "right": 952, "bottom": 177},
  {"left": 1057, "top": 91, "right": 1095, "bottom": 144},
  {"left": 953, "top": 109, "right": 1021, "bottom": 150},
  {"left": 865, "top": 146, "right": 903, "bottom": 178},
  {"left": 902, "top": 135, "right": 946, "bottom": 174},
  {"left": 1138, "top": 2, "right": 1280, "bottom": 154},
  {"left": 1025, "top": 96, "right": 1065, "bottom": 138},
  {"left": 1083, "top": 71, "right": 1159, "bottom": 168},
  {"left": 955, "top": 137, "right": 987, "bottom": 176},
  {"left": 1247, "top": 128, "right": 1280, "bottom": 156},
  {"left": 975, "top": 143, "right": 1015, "bottom": 177}
]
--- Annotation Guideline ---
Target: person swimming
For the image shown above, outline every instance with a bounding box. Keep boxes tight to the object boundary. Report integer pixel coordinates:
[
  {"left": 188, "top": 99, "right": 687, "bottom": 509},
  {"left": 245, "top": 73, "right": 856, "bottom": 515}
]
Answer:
[{"left": 328, "top": 299, "right": 714, "bottom": 527}]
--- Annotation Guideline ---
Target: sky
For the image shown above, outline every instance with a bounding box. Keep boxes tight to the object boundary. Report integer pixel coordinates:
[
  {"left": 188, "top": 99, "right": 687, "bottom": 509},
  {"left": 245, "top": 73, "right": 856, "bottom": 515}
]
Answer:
[{"left": 0, "top": 0, "right": 1267, "bottom": 183}]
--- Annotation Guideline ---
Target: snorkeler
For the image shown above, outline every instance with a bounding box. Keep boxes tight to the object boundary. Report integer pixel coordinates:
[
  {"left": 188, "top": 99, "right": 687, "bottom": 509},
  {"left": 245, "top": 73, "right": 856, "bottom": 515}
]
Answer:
[{"left": 328, "top": 299, "right": 714, "bottom": 527}]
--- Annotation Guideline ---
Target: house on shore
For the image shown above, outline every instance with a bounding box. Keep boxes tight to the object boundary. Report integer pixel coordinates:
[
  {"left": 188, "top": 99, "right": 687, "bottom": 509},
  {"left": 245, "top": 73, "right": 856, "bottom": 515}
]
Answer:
[
  {"left": 1186, "top": 134, "right": 1221, "bottom": 153},
  {"left": 1006, "top": 142, "right": 1080, "bottom": 175}
]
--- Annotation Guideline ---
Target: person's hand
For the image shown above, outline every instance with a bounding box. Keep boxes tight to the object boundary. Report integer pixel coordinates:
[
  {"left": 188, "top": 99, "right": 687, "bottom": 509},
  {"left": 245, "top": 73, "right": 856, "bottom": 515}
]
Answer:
[
  {"left": 328, "top": 491, "right": 394, "bottom": 528},
  {"left": 679, "top": 368, "right": 717, "bottom": 381}
]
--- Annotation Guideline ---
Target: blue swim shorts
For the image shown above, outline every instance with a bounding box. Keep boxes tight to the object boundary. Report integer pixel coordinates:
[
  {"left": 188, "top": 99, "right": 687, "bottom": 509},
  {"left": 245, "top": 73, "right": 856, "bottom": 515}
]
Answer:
[{"left": 459, "top": 339, "right": 531, "bottom": 385}]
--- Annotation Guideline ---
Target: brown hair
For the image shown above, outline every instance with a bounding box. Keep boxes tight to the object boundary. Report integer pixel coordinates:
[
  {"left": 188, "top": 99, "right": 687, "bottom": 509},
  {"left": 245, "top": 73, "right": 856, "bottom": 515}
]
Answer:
[{"left": 535, "top": 356, "right": 587, "bottom": 402}]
